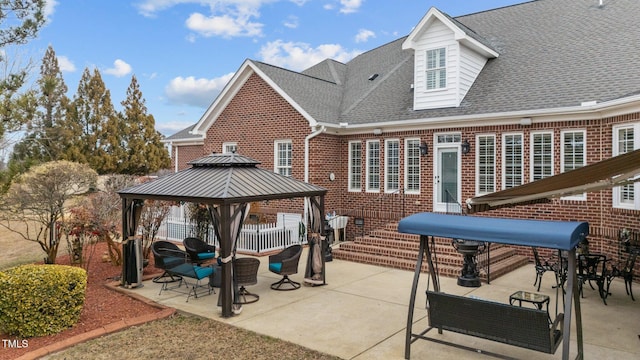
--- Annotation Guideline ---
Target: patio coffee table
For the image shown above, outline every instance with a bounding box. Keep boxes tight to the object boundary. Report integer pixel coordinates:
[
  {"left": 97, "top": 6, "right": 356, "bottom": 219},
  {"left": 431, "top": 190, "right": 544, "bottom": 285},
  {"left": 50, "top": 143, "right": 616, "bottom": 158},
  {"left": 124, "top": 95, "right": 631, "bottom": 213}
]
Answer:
[{"left": 510, "top": 290, "right": 551, "bottom": 323}]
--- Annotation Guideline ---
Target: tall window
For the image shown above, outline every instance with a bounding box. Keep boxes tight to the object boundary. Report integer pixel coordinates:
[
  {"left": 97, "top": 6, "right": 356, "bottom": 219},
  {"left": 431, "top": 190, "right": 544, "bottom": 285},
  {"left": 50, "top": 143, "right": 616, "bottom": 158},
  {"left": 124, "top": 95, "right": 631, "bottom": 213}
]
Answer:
[
  {"left": 366, "top": 140, "right": 380, "bottom": 192},
  {"left": 222, "top": 142, "right": 237, "bottom": 154},
  {"left": 348, "top": 141, "right": 362, "bottom": 191},
  {"left": 426, "top": 47, "right": 446, "bottom": 90},
  {"left": 405, "top": 138, "right": 421, "bottom": 194},
  {"left": 561, "top": 130, "right": 586, "bottom": 200},
  {"left": 274, "top": 140, "right": 292, "bottom": 177},
  {"left": 385, "top": 139, "right": 400, "bottom": 193},
  {"left": 613, "top": 124, "right": 638, "bottom": 209},
  {"left": 503, "top": 133, "right": 523, "bottom": 189},
  {"left": 476, "top": 135, "right": 495, "bottom": 194},
  {"left": 531, "top": 132, "right": 553, "bottom": 181}
]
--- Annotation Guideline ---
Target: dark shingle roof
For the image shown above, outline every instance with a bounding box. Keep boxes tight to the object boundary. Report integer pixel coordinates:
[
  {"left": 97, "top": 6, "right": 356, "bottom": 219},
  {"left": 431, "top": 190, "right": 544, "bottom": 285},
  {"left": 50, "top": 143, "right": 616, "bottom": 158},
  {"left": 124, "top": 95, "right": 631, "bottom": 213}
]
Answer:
[{"left": 162, "top": 124, "right": 201, "bottom": 142}]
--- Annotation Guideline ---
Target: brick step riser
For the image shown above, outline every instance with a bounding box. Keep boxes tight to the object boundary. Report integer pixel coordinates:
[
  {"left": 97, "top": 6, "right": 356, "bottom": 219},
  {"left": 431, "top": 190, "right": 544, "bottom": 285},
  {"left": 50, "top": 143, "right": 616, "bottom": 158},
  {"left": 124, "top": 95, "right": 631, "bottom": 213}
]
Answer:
[
  {"left": 331, "top": 251, "right": 529, "bottom": 281},
  {"left": 338, "top": 241, "right": 518, "bottom": 265}
]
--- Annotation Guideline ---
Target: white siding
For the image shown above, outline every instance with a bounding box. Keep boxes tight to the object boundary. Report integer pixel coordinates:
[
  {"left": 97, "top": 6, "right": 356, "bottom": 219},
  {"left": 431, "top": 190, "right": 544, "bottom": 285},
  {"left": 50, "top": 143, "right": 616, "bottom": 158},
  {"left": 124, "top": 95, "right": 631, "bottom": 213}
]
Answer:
[
  {"left": 458, "top": 45, "right": 488, "bottom": 103},
  {"left": 412, "top": 20, "right": 459, "bottom": 110},
  {"left": 410, "top": 18, "right": 488, "bottom": 111}
]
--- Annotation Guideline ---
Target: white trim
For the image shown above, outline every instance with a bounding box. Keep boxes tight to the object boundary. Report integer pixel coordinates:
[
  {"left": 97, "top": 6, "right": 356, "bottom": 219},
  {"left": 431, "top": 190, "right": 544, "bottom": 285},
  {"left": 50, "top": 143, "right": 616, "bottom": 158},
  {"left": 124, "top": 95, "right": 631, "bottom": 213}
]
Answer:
[
  {"left": 384, "top": 139, "right": 400, "bottom": 193},
  {"left": 404, "top": 138, "right": 421, "bottom": 195},
  {"left": 612, "top": 123, "right": 640, "bottom": 210},
  {"left": 560, "top": 129, "right": 587, "bottom": 201},
  {"left": 348, "top": 140, "right": 362, "bottom": 192},
  {"left": 304, "top": 126, "right": 325, "bottom": 183},
  {"left": 191, "top": 60, "right": 318, "bottom": 136},
  {"left": 274, "top": 140, "right": 293, "bottom": 177},
  {"left": 475, "top": 133, "right": 496, "bottom": 196},
  {"left": 365, "top": 139, "right": 380, "bottom": 193},
  {"left": 530, "top": 130, "right": 554, "bottom": 182},
  {"left": 502, "top": 132, "right": 524, "bottom": 190}
]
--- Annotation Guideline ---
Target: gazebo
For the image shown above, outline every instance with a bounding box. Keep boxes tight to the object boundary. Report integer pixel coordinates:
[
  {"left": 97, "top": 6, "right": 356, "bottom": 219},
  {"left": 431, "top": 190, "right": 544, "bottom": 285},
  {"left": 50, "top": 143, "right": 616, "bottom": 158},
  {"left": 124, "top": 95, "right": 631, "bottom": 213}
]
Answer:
[{"left": 118, "top": 153, "right": 327, "bottom": 317}]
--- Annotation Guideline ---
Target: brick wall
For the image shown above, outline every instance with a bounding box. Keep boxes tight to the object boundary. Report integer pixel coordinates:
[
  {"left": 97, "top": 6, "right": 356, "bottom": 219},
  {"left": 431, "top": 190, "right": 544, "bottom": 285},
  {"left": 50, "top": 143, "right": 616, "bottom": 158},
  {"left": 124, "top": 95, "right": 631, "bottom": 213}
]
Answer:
[{"left": 172, "top": 144, "right": 206, "bottom": 171}]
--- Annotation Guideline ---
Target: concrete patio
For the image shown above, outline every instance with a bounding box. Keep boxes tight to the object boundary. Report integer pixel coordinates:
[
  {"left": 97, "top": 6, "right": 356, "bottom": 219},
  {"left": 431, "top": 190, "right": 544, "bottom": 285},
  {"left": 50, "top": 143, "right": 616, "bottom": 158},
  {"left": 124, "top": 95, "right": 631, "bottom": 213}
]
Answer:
[{"left": 128, "top": 248, "right": 639, "bottom": 359}]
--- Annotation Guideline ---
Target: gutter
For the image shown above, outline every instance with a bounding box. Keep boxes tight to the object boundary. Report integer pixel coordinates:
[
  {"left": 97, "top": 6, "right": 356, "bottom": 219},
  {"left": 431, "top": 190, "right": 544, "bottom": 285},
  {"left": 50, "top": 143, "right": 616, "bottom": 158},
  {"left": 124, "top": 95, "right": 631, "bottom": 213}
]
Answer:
[{"left": 304, "top": 126, "right": 326, "bottom": 183}]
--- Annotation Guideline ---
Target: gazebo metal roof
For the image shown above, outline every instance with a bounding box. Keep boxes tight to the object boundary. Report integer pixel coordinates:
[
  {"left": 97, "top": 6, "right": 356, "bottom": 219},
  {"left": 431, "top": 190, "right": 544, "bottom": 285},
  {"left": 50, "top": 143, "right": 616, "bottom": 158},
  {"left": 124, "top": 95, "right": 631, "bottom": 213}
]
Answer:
[
  {"left": 118, "top": 153, "right": 327, "bottom": 317},
  {"left": 118, "top": 153, "right": 327, "bottom": 204}
]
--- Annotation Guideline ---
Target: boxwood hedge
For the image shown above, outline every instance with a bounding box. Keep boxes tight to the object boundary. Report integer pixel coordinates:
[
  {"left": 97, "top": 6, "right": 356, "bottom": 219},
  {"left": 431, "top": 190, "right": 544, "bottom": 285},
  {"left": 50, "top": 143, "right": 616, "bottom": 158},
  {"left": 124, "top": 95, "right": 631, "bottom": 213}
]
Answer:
[{"left": 0, "top": 264, "right": 87, "bottom": 337}]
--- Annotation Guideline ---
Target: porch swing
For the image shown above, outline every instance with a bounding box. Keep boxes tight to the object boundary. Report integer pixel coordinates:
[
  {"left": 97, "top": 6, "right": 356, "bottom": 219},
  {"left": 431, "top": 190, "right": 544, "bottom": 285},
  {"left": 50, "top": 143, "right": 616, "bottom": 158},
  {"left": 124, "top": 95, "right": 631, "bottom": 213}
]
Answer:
[{"left": 398, "top": 212, "right": 588, "bottom": 360}]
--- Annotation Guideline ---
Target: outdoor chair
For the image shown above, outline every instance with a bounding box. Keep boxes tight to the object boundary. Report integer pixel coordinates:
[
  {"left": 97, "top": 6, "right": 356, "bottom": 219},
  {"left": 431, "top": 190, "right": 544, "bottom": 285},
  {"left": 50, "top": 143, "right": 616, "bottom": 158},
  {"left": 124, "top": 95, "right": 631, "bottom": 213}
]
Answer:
[
  {"left": 532, "top": 247, "right": 558, "bottom": 291},
  {"left": 607, "top": 252, "right": 637, "bottom": 301},
  {"left": 151, "top": 241, "right": 187, "bottom": 284},
  {"left": 577, "top": 254, "right": 609, "bottom": 305},
  {"left": 234, "top": 257, "right": 260, "bottom": 303},
  {"left": 153, "top": 242, "right": 215, "bottom": 302},
  {"left": 269, "top": 244, "right": 302, "bottom": 290},
  {"left": 183, "top": 237, "right": 216, "bottom": 264}
]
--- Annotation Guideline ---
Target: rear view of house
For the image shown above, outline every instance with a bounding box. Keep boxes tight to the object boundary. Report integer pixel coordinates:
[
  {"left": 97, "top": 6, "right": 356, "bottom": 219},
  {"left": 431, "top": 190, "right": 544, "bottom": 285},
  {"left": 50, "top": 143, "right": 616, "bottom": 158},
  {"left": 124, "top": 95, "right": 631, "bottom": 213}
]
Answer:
[{"left": 164, "top": 0, "right": 640, "bottom": 270}]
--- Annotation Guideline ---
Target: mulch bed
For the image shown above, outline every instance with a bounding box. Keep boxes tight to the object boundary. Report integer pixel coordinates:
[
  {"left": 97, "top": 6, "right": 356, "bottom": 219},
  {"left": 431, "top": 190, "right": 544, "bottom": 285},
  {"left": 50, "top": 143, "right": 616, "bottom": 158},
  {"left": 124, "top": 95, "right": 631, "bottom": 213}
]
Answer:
[{"left": 0, "top": 242, "right": 166, "bottom": 360}]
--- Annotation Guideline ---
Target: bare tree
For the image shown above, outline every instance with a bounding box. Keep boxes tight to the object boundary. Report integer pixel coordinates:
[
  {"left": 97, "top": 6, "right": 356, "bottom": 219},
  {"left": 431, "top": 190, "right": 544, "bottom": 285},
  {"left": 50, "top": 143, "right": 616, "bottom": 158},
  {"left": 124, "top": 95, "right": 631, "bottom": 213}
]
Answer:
[{"left": 0, "top": 160, "right": 97, "bottom": 263}]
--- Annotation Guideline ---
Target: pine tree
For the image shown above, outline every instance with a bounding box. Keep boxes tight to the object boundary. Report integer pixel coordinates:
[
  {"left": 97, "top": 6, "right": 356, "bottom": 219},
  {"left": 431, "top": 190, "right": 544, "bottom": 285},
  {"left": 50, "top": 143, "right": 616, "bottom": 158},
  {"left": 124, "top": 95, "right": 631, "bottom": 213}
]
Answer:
[
  {"left": 12, "top": 45, "right": 69, "bottom": 163},
  {"left": 65, "top": 68, "right": 122, "bottom": 174},
  {"left": 120, "top": 75, "right": 170, "bottom": 175}
]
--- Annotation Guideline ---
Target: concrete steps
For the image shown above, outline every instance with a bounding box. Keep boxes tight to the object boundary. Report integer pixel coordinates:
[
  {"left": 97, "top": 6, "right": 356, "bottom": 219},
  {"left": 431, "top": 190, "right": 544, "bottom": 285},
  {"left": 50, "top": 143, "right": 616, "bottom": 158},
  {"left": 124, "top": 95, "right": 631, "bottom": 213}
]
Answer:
[{"left": 332, "top": 222, "right": 529, "bottom": 282}]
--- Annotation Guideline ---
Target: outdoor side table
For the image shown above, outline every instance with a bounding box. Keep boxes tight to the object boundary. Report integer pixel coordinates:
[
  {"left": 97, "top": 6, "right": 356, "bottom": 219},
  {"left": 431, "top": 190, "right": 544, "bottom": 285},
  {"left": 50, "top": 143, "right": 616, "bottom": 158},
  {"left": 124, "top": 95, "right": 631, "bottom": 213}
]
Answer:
[{"left": 509, "top": 290, "right": 551, "bottom": 323}]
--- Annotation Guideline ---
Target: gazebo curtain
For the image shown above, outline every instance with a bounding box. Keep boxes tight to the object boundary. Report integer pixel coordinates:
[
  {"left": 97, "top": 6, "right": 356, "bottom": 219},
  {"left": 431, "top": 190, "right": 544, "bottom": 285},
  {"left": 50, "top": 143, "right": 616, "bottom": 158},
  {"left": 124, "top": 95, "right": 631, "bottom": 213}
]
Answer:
[
  {"left": 208, "top": 203, "right": 249, "bottom": 317},
  {"left": 122, "top": 198, "right": 144, "bottom": 288},
  {"left": 304, "top": 196, "right": 325, "bottom": 285}
]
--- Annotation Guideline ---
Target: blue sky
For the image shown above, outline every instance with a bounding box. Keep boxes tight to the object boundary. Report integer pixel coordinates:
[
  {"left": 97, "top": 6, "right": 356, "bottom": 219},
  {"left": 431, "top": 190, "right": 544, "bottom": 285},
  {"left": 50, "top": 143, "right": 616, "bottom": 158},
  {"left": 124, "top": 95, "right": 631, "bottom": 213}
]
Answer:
[{"left": 21, "top": 0, "right": 525, "bottom": 136}]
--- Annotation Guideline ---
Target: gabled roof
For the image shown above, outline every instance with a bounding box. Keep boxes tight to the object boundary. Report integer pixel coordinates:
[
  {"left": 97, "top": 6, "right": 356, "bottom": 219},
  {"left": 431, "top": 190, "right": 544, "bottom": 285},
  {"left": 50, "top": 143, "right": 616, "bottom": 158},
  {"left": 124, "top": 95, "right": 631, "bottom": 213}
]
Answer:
[
  {"left": 402, "top": 7, "right": 499, "bottom": 58},
  {"left": 178, "top": 0, "right": 640, "bottom": 138},
  {"left": 118, "top": 153, "right": 327, "bottom": 204},
  {"left": 161, "top": 123, "right": 202, "bottom": 143}
]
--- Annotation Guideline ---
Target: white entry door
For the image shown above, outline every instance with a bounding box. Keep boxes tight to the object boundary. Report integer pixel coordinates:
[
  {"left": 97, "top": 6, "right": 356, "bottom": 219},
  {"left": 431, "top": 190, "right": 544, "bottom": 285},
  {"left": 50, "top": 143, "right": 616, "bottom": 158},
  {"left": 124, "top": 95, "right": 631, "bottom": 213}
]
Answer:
[{"left": 433, "top": 147, "right": 461, "bottom": 213}]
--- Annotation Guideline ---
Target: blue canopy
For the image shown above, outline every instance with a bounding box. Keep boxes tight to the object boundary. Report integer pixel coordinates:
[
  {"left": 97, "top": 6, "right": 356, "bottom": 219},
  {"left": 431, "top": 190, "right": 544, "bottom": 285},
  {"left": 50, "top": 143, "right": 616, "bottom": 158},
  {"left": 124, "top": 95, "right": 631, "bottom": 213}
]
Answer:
[{"left": 397, "top": 213, "right": 588, "bottom": 250}]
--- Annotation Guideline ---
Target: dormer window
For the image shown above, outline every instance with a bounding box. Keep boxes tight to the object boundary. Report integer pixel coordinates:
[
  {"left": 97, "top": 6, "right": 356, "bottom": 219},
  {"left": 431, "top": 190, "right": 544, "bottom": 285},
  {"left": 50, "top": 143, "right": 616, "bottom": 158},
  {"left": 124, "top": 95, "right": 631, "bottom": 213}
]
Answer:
[{"left": 426, "top": 47, "right": 446, "bottom": 90}]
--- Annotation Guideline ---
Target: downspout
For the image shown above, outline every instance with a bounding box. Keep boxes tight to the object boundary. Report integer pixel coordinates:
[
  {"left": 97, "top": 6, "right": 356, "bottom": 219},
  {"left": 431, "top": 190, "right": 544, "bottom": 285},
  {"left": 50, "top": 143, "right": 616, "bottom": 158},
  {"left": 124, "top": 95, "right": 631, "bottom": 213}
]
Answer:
[
  {"left": 304, "top": 126, "right": 326, "bottom": 235},
  {"left": 304, "top": 126, "right": 326, "bottom": 183}
]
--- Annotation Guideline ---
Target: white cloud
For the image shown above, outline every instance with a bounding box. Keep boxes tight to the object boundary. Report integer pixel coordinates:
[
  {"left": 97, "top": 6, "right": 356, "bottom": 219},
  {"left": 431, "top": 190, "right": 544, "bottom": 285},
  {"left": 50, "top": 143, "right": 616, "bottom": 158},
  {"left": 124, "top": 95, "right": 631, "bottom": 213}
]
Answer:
[
  {"left": 44, "top": 0, "right": 59, "bottom": 21},
  {"left": 259, "top": 40, "right": 361, "bottom": 71},
  {"left": 289, "top": 0, "right": 309, "bottom": 5},
  {"left": 57, "top": 55, "right": 76, "bottom": 72},
  {"left": 186, "top": 11, "right": 263, "bottom": 38},
  {"left": 354, "top": 28, "right": 375, "bottom": 43},
  {"left": 283, "top": 15, "right": 298, "bottom": 29},
  {"left": 164, "top": 72, "right": 235, "bottom": 107},
  {"left": 339, "top": 0, "right": 363, "bottom": 14},
  {"left": 136, "top": 0, "right": 269, "bottom": 38},
  {"left": 104, "top": 59, "right": 132, "bottom": 77}
]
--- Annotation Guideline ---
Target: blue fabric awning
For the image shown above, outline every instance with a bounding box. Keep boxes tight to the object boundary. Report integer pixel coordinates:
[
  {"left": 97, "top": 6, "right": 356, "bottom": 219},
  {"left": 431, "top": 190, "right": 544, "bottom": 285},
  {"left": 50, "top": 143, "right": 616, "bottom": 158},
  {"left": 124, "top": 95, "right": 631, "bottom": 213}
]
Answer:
[{"left": 397, "top": 213, "right": 589, "bottom": 250}]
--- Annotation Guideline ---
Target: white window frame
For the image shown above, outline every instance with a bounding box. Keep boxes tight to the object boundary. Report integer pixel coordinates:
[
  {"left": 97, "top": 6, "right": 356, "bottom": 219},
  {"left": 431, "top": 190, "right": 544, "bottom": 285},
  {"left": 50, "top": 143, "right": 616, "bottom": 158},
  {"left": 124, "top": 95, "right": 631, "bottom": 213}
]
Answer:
[
  {"left": 530, "top": 131, "right": 554, "bottom": 182},
  {"left": 366, "top": 140, "right": 380, "bottom": 193},
  {"left": 405, "top": 138, "right": 421, "bottom": 194},
  {"left": 613, "top": 123, "right": 639, "bottom": 209},
  {"left": 476, "top": 134, "right": 495, "bottom": 195},
  {"left": 502, "top": 133, "right": 523, "bottom": 189},
  {"left": 222, "top": 142, "right": 237, "bottom": 154},
  {"left": 348, "top": 141, "right": 362, "bottom": 192},
  {"left": 385, "top": 139, "right": 400, "bottom": 193},
  {"left": 426, "top": 47, "right": 447, "bottom": 91},
  {"left": 274, "top": 140, "right": 292, "bottom": 177},
  {"left": 560, "top": 129, "right": 587, "bottom": 201}
]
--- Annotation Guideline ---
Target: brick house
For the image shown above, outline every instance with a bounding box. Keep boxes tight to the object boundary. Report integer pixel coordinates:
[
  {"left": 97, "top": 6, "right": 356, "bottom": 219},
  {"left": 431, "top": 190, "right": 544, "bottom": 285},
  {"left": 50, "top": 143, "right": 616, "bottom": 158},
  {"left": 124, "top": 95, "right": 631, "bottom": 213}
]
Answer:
[{"left": 163, "top": 0, "right": 640, "bottom": 272}]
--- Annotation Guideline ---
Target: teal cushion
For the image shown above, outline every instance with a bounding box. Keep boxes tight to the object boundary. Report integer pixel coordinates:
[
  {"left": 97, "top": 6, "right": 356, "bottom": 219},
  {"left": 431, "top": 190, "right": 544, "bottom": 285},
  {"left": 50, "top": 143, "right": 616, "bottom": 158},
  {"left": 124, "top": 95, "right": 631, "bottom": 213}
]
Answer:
[
  {"left": 269, "top": 263, "right": 282, "bottom": 273},
  {"left": 194, "top": 266, "right": 213, "bottom": 279},
  {"left": 197, "top": 252, "right": 215, "bottom": 260}
]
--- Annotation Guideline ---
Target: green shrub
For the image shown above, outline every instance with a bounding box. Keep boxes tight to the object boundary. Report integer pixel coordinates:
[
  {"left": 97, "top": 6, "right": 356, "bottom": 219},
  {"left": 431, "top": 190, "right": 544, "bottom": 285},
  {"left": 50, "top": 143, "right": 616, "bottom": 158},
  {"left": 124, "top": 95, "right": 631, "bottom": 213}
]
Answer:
[{"left": 0, "top": 264, "right": 87, "bottom": 337}]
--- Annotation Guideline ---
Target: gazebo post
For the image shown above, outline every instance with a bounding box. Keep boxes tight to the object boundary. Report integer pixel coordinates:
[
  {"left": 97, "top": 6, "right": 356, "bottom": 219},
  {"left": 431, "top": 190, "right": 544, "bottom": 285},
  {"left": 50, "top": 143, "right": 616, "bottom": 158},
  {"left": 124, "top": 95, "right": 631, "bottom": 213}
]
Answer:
[{"left": 219, "top": 204, "right": 233, "bottom": 318}]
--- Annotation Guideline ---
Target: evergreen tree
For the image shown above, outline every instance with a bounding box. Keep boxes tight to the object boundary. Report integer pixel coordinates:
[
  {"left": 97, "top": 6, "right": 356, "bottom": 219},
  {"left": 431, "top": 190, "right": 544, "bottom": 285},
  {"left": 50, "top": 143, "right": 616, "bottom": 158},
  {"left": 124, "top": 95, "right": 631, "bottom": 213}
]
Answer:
[
  {"left": 119, "top": 75, "right": 170, "bottom": 174},
  {"left": 12, "top": 45, "right": 69, "bottom": 163},
  {"left": 65, "top": 68, "right": 122, "bottom": 174},
  {"left": 0, "top": 0, "right": 46, "bottom": 140}
]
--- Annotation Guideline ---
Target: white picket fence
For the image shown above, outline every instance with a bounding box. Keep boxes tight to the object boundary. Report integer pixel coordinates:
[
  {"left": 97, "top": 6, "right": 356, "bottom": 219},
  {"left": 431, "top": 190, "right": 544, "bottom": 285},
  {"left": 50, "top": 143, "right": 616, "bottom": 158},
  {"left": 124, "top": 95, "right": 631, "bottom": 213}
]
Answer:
[{"left": 156, "top": 205, "right": 305, "bottom": 254}]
